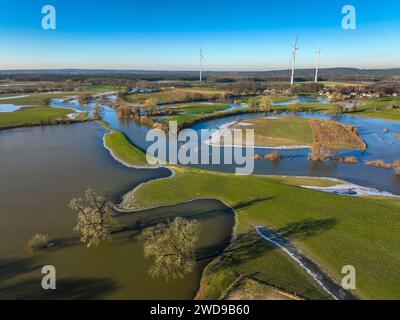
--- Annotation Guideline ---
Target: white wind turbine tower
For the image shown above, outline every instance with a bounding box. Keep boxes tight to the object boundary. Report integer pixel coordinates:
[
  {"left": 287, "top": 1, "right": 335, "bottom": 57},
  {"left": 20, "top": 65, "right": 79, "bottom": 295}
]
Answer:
[
  {"left": 315, "top": 48, "right": 321, "bottom": 83},
  {"left": 290, "top": 38, "right": 299, "bottom": 85},
  {"left": 199, "top": 47, "right": 204, "bottom": 82}
]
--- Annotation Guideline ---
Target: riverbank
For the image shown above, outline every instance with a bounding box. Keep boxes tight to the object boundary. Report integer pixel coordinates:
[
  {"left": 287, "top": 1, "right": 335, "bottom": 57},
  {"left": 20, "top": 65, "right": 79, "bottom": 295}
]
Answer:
[
  {"left": 100, "top": 127, "right": 400, "bottom": 299},
  {"left": 0, "top": 107, "right": 87, "bottom": 129},
  {"left": 101, "top": 124, "right": 154, "bottom": 169},
  {"left": 120, "top": 163, "right": 400, "bottom": 299}
]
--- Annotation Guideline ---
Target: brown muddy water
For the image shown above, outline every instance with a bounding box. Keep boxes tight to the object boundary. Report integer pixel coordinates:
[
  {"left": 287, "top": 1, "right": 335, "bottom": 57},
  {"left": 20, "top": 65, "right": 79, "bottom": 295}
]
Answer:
[{"left": 0, "top": 123, "right": 234, "bottom": 299}]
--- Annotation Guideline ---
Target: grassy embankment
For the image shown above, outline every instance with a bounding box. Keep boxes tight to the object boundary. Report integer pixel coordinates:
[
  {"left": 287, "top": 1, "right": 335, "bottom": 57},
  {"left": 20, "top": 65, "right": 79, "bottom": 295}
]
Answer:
[
  {"left": 98, "top": 121, "right": 152, "bottom": 168},
  {"left": 103, "top": 129, "right": 400, "bottom": 300},
  {"left": 99, "top": 128, "right": 334, "bottom": 299},
  {"left": 230, "top": 117, "right": 366, "bottom": 150},
  {"left": 127, "top": 88, "right": 229, "bottom": 105},
  {"left": 128, "top": 165, "right": 400, "bottom": 300},
  {"left": 0, "top": 92, "right": 86, "bottom": 129},
  {"left": 0, "top": 107, "right": 75, "bottom": 129}
]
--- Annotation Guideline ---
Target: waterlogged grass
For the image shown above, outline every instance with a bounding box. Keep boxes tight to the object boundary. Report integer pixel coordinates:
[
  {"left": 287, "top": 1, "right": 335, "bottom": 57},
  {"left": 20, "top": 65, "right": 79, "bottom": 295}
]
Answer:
[
  {"left": 350, "top": 98, "right": 400, "bottom": 121},
  {"left": 0, "top": 92, "right": 76, "bottom": 107},
  {"left": 128, "top": 88, "right": 225, "bottom": 105},
  {"left": 174, "top": 103, "right": 229, "bottom": 115},
  {"left": 0, "top": 107, "right": 73, "bottom": 129},
  {"left": 178, "top": 87, "right": 228, "bottom": 94},
  {"left": 129, "top": 165, "right": 400, "bottom": 299},
  {"left": 162, "top": 103, "right": 230, "bottom": 125},
  {"left": 102, "top": 127, "right": 151, "bottom": 167},
  {"left": 80, "top": 85, "right": 122, "bottom": 94}
]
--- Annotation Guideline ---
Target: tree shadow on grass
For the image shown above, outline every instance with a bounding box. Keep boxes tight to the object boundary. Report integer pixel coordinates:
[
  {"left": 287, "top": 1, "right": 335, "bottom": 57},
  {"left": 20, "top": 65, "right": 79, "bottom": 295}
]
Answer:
[
  {"left": 277, "top": 218, "right": 338, "bottom": 240},
  {"left": 231, "top": 196, "right": 275, "bottom": 211}
]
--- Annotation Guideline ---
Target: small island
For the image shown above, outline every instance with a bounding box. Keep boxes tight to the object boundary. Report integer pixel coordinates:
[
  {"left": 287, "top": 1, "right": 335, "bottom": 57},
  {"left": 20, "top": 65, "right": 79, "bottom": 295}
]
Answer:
[{"left": 213, "top": 116, "right": 367, "bottom": 150}]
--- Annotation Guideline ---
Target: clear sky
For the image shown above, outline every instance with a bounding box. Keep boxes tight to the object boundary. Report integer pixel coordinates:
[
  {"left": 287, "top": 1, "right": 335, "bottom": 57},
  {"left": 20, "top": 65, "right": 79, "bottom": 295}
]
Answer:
[{"left": 0, "top": 0, "right": 400, "bottom": 70}]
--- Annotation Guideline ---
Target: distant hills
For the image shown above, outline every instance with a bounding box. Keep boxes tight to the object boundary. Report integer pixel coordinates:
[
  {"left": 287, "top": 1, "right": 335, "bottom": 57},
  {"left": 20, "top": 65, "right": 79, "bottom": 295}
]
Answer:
[{"left": 0, "top": 68, "right": 399, "bottom": 82}]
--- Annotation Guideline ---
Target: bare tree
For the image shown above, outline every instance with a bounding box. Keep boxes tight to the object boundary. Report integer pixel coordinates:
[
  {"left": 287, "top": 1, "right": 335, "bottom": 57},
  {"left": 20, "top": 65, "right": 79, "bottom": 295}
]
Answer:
[
  {"left": 92, "top": 103, "right": 104, "bottom": 120},
  {"left": 310, "top": 143, "right": 338, "bottom": 162},
  {"left": 139, "top": 217, "right": 200, "bottom": 280},
  {"left": 394, "top": 160, "right": 400, "bottom": 175},
  {"left": 69, "top": 189, "right": 114, "bottom": 247}
]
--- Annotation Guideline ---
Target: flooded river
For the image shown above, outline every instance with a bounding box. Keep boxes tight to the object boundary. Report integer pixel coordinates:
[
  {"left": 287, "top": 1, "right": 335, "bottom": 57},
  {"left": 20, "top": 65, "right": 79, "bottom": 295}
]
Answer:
[{"left": 0, "top": 123, "right": 234, "bottom": 299}]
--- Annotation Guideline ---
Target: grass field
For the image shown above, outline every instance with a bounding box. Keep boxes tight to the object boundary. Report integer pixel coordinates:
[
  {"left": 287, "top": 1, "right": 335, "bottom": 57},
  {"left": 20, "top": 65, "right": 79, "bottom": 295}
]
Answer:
[
  {"left": 102, "top": 127, "right": 151, "bottom": 167},
  {"left": 174, "top": 103, "right": 229, "bottom": 114},
  {"left": 104, "top": 131, "right": 334, "bottom": 299},
  {"left": 260, "top": 95, "right": 400, "bottom": 121},
  {"left": 0, "top": 107, "right": 73, "bottom": 129},
  {"left": 179, "top": 87, "right": 228, "bottom": 94},
  {"left": 233, "top": 117, "right": 313, "bottom": 147},
  {"left": 126, "top": 165, "right": 400, "bottom": 299},
  {"left": 79, "top": 85, "right": 123, "bottom": 94},
  {"left": 128, "top": 88, "right": 226, "bottom": 105},
  {"left": 161, "top": 103, "right": 230, "bottom": 125},
  {"left": 0, "top": 92, "right": 76, "bottom": 107},
  {"left": 349, "top": 98, "right": 400, "bottom": 121},
  {"left": 100, "top": 129, "right": 400, "bottom": 299},
  {"left": 230, "top": 117, "right": 365, "bottom": 149}
]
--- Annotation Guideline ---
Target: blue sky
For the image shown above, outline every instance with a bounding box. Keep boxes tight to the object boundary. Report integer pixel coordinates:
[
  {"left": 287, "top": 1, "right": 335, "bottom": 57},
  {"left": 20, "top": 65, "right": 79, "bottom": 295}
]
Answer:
[{"left": 0, "top": 0, "right": 400, "bottom": 70}]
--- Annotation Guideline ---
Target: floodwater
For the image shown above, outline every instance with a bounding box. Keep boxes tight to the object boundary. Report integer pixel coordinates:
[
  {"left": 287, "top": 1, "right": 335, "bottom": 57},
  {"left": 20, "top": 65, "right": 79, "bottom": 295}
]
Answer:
[
  {"left": 191, "top": 111, "right": 400, "bottom": 195},
  {"left": 0, "top": 104, "right": 21, "bottom": 112},
  {"left": 3, "top": 96, "right": 397, "bottom": 299},
  {"left": 0, "top": 123, "right": 234, "bottom": 299},
  {"left": 51, "top": 97, "right": 400, "bottom": 195}
]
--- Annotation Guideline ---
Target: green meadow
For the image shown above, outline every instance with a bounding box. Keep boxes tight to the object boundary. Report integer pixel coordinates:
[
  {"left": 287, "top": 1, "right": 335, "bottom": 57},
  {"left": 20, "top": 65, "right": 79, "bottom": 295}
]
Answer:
[
  {"left": 0, "top": 107, "right": 73, "bottom": 129},
  {"left": 129, "top": 165, "right": 400, "bottom": 300},
  {"left": 0, "top": 92, "right": 77, "bottom": 107},
  {"left": 103, "top": 128, "right": 151, "bottom": 167},
  {"left": 104, "top": 128, "right": 400, "bottom": 300}
]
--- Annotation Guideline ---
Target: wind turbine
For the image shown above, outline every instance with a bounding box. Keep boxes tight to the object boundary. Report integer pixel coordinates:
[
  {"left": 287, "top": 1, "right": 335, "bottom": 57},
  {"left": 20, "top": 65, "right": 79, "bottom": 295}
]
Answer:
[
  {"left": 199, "top": 47, "right": 204, "bottom": 82},
  {"left": 315, "top": 48, "right": 321, "bottom": 83},
  {"left": 290, "top": 38, "right": 299, "bottom": 85}
]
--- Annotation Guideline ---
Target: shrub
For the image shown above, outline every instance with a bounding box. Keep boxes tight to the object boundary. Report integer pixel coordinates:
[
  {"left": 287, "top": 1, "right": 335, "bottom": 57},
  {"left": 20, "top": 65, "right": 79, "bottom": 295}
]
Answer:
[
  {"left": 265, "top": 151, "right": 281, "bottom": 161},
  {"left": 26, "top": 234, "right": 51, "bottom": 253},
  {"left": 332, "top": 104, "right": 344, "bottom": 114},
  {"left": 343, "top": 156, "right": 358, "bottom": 164},
  {"left": 365, "top": 160, "right": 392, "bottom": 169},
  {"left": 310, "top": 144, "right": 335, "bottom": 162},
  {"left": 393, "top": 160, "right": 400, "bottom": 175},
  {"left": 288, "top": 103, "right": 302, "bottom": 112},
  {"left": 254, "top": 154, "right": 262, "bottom": 160}
]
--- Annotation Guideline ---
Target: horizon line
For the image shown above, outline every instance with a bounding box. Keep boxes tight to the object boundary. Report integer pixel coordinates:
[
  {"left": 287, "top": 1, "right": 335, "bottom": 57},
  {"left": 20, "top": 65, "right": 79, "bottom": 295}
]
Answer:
[{"left": 1, "top": 66, "right": 400, "bottom": 73}]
